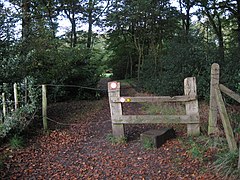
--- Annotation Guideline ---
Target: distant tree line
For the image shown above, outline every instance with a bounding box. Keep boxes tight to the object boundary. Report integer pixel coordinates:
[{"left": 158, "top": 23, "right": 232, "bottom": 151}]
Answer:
[{"left": 0, "top": 0, "right": 239, "bottom": 100}]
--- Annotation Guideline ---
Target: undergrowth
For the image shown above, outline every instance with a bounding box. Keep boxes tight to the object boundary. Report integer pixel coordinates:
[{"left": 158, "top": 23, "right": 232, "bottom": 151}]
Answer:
[
  {"left": 141, "top": 137, "right": 154, "bottom": 149},
  {"left": 106, "top": 134, "right": 127, "bottom": 145}
]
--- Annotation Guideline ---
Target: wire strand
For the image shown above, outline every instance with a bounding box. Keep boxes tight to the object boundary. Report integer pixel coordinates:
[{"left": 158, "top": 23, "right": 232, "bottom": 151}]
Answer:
[
  {"left": 46, "top": 117, "right": 80, "bottom": 126},
  {"left": 40, "top": 84, "right": 107, "bottom": 92}
]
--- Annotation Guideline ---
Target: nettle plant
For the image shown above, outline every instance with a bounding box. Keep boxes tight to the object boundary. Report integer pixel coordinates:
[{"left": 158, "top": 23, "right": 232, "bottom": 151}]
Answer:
[{"left": 0, "top": 77, "right": 40, "bottom": 139}]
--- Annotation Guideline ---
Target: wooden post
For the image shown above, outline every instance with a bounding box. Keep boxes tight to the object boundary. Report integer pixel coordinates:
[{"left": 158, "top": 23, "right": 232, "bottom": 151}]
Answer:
[
  {"left": 184, "top": 77, "right": 200, "bottom": 136},
  {"left": 14, "top": 83, "right": 18, "bottom": 110},
  {"left": 42, "top": 85, "right": 48, "bottom": 132},
  {"left": 108, "top": 81, "right": 125, "bottom": 138},
  {"left": 2, "top": 93, "right": 6, "bottom": 118},
  {"left": 208, "top": 63, "right": 220, "bottom": 135},
  {"left": 215, "top": 87, "right": 237, "bottom": 152}
]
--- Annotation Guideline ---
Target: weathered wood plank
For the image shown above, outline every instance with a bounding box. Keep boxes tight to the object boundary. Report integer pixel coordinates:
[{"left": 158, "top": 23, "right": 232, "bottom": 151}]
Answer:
[
  {"left": 215, "top": 87, "right": 237, "bottom": 152},
  {"left": 111, "top": 95, "right": 197, "bottom": 103},
  {"left": 112, "top": 114, "right": 199, "bottom": 124},
  {"left": 184, "top": 77, "right": 200, "bottom": 136},
  {"left": 108, "top": 82, "right": 125, "bottom": 137},
  {"left": 208, "top": 63, "right": 220, "bottom": 135},
  {"left": 219, "top": 84, "right": 240, "bottom": 103}
]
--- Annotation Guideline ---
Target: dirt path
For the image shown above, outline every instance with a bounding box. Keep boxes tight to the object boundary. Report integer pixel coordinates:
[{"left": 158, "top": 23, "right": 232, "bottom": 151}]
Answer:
[{"left": 0, "top": 81, "right": 221, "bottom": 179}]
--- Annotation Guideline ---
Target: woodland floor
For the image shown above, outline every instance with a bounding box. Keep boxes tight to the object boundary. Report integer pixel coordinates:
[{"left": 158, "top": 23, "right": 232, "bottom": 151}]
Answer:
[{"left": 0, "top": 79, "right": 227, "bottom": 179}]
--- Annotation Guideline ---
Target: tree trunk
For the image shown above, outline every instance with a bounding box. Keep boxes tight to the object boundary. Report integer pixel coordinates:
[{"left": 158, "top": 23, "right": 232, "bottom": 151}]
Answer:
[
  {"left": 22, "top": 0, "right": 31, "bottom": 54},
  {"left": 185, "top": 0, "right": 191, "bottom": 36},
  {"left": 71, "top": 14, "right": 77, "bottom": 47},
  {"left": 87, "top": 0, "right": 93, "bottom": 49},
  {"left": 205, "top": 9, "right": 225, "bottom": 62},
  {"left": 217, "top": 14, "right": 225, "bottom": 62}
]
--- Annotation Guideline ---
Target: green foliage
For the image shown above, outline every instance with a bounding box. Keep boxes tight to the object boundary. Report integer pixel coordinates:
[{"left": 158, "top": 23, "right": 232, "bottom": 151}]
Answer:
[
  {"left": 106, "top": 0, "right": 180, "bottom": 80},
  {"left": 106, "top": 134, "right": 127, "bottom": 145},
  {"left": 9, "top": 134, "right": 24, "bottom": 149},
  {"left": 0, "top": 77, "right": 39, "bottom": 140},
  {"left": 139, "top": 34, "right": 215, "bottom": 98},
  {"left": 142, "top": 102, "right": 185, "bottom": 115},
  {"left": 212, "top": 150, "right": 240, "bottom": 179},
  {"left": 141, "top": 137, "right": 154, "bottom": 149},
  {"left": 185, "top": 137, "right": 206, "bottom": 160}
]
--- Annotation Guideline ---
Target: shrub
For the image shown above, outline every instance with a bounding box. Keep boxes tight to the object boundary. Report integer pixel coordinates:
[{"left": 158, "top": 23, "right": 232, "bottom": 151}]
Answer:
[{"left": 0, "top": 77, "right": 39, "bottom": 140}]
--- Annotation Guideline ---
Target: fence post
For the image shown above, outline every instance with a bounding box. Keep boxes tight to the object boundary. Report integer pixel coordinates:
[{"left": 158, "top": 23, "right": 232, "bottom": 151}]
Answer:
[
  {"left": 108, "top": 81, "right": 125, "bottom": 137},
  {"left": 2, "top": 93, "right": 6, "bottom": 118},
  {"left": 14, "top": 83, "right": 18, "bottom": 110},
  {"left": 208, "top": 63, "right": 219, "bottom": 135},
  {"left": 184, "top": 77, "right": 200, "bottom": 136},
  {"left": 42, "top": 85, "right": 48, "bottom": 132}
]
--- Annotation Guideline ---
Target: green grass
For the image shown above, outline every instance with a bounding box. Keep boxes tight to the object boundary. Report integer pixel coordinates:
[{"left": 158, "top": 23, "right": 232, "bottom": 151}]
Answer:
[
  {"left": 142, "top": 102, "right": 185, "bottom": 115},
  {"left": 9, "top": 134, "right": 24, "bottom": 149},
  {"left": 141, "top": 137, "right": 154, "bottom": 149},
  {"left": 106, "top": 134, "right": 127, "bottom": 145},
  {"left": 212, "top": 150, "right": 240, "bottom": 179}
]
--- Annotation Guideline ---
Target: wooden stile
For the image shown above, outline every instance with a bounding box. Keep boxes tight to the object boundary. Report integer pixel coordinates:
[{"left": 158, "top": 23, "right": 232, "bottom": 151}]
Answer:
[{"left": 108, "top": 78, "right": 200, "bottom": 138}]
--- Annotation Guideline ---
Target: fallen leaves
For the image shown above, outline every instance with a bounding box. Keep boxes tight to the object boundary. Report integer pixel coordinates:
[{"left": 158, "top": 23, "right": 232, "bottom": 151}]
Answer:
[{"left": 0, "top": 94, "right": 222, "bottom": 179}]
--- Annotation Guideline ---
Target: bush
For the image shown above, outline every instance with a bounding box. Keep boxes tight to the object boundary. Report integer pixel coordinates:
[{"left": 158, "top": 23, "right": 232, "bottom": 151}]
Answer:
[{"left": 0, "top": 77, "right": 39, "bottom": 140}]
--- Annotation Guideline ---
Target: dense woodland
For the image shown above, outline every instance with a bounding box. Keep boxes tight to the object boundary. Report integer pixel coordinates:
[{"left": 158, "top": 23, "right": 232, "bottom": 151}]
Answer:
[{"left": 0, "top": 0, "right": 240, "bottom": 98}]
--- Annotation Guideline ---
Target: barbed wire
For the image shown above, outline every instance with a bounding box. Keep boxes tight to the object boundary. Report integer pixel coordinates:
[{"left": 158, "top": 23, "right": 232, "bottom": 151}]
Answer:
[
  {"left": 39, "top": 84, "right": 107, "bottom": 92},
  {"left": 46, "top": 117, "right": 80, "bottom": 126}
]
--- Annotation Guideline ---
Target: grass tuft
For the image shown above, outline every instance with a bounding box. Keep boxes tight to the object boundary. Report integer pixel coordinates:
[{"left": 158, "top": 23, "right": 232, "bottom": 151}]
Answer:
[
  {"left": 212, "top": 150, "right": 240, "bottom": 179},
  {"left": 141, "top": 137, "right": 154, "bottom": 149},
  {"left": 106, "top": 134, "right": 127, "bottom": 145},
  {"left": 9, "top": 134, "right": 24, "bottom": 149}
]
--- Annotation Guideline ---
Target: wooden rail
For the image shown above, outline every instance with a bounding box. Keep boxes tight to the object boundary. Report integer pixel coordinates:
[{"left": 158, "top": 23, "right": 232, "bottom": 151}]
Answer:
[{"left": 108, "top": 77, "right": 200, "bottom": 138}]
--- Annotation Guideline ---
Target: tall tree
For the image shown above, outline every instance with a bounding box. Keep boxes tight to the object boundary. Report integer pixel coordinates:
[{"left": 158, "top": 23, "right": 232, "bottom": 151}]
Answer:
[
  {"left": 219, "top": 0, "right": 240, "bottom": 48},
  {"left": 60, "top": 0, "right": 83, "bottom": 47},
  {"left": 178, "top": 0, "right": 195, "bottom": 36},
  {"left": 198, "top": 0, "right": 225, "bottom": 62},
  {"left": 106, "top": 0, "right": 179, "bottom": 80}
]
